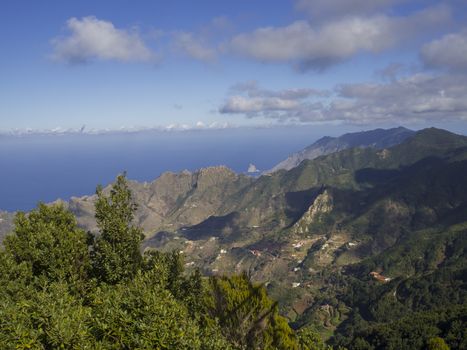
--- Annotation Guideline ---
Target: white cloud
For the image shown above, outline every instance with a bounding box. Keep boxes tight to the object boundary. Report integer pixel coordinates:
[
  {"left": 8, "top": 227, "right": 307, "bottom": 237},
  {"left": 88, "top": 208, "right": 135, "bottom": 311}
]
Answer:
[
  {"left": 328, "top": 73, "right": 467, "bottom": 124},
  {"left": 228, "top": 5, "right": 451, "bottom": 71},
  {"left": 1, "top": 122, "right": 237, "bottom": 136},
  {"left": 172, "top": 32, "right": 217, "bottom": 62},
  {"left": 51, "top": 16, "right": 155, "bottom": 64},
  {"left": 220, "top": 74, "right": 467, "bottom": 125},
  {"left": 220, "top": 82, "right": 328, "bottom": 120},
  {"left": 221, "top": 95, "right": 302, "bottom": 114},
  {"left": 421, "top": 29, "right": 467, "bottom": 72}
]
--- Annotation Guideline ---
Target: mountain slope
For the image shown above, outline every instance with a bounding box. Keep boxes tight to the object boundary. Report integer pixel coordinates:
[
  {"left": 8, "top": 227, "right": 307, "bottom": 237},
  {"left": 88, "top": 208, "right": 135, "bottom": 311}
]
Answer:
[
  {"left": 1, "top": 127, "right": 466, "bottom": 348},
  {"left": 149, "top": 127, "right": 467, "bottom": 348},
  {"left": 68, "top": 166, "right": 254, "bottom": 235},
  {"left": 267, "top": 127, "right": 414, "bottom": 173}
]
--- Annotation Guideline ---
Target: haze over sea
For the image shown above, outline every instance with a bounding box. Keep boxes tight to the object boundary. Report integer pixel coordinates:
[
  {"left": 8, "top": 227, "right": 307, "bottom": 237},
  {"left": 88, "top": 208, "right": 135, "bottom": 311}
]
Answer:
[{"left": 0, "top": 126, "right": 347, "bottom": 212}]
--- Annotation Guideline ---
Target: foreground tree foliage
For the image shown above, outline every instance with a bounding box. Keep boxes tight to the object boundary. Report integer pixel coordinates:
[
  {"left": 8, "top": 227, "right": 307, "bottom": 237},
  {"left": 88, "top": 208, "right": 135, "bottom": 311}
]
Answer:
[
  {"left": 91, "top": 174, "right": 144, "bottom": 284},
  {"left": 0, "top": 175, "right": 325, "bottom": 349},
  {"left": 4, "top": 203, "right": 90, "bottom": 294},
  {"left": 207, "top": 273, "right": 297, "bottom": 349}
]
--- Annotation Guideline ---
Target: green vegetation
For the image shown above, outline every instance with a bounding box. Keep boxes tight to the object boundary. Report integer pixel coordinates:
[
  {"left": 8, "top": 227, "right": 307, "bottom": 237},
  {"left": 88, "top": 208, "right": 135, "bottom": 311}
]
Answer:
[
  {"left": 277, "top": 129, "right": 467, "bottom": 349},
  {"left": 91, "top": 174, "right": 144, "bottom": 284},
  {"left": 0, "top": 174, "right": 328, "bottom": 349},
  {"left": 1, "top": 128, "right": 467, "bottom": 348},
  {"left": 207, "top": 273, "right": 297, "bottom": 349}
]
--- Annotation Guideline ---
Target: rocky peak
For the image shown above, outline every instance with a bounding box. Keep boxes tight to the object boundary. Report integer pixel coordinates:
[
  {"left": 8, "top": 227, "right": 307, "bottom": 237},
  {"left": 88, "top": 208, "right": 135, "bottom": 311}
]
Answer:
[
  {"left": 193, "top": 166, "right": 238, "bottom": 190},
  {"left": 293, "top": 189, "right": 333, "bottom": 234}
]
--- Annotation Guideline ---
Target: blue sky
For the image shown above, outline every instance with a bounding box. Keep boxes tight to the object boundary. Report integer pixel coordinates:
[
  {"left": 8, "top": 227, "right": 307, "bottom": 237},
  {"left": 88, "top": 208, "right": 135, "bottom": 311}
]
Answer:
[{"left": 1, "top": 0, "right": 467, "bottom": 132}]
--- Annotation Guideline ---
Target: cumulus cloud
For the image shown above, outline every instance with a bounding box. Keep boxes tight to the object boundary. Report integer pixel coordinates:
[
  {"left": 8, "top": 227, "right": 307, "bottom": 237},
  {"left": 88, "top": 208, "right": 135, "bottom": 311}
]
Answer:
[
  {"left": 328, "top": 74, "right": 467, "bottom": 124},
  {"left": 421, "top": 29, "right": 467, "bottom": 72},
  {"left": 228, "top": 5, "right": 451, "bottom": 71},
  {"left": 172, "top": 32, "right": 217, "bottom": 62},
  {"left": 220, "top": 74, "right": 467, "bottom": 124},
  {"left": 51, "top": 16, "right": 155, "bottom": 64},
  {"left": 220, "top": 81, "right": 328, "bottom": 120},
  {"left": 221, "top": 96, "right": 303, "bottom": 114}
]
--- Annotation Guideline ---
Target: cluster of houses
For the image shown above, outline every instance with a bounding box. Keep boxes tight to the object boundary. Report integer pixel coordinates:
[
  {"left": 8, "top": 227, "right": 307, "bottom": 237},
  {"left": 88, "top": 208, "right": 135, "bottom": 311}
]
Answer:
[{"left": 369, "top": 271, "right": 391, "bottom": 283}]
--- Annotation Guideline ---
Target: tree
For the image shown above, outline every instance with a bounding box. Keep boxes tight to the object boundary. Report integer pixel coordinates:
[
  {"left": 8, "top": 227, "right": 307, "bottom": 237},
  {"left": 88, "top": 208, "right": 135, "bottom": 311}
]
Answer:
[
  {"left": 91, "top": 174, "right": 144, "bottom": 284},
  {"left": 427, "top": 337, "right": 450, "bottom": 350},
  {"left": 0, "top": 176, "right": 334, "bottom": 349},
  {"left": 167, "top": 250, "right": 184, "bottom": 298},
  {"left": 297, "top": 326, "right": 329, "bottom": 350},
  {"left": 207, "top": 272, "right": 299, "bottom": 349},
  {"left": 90, "top": 270, "right": 205, "bottom": 349},
  {"left": 4, "top": 203, "right": 90, "bottom": 291},
  {"left": 0, "top": 282, "right": 94, "bottom": 349}
]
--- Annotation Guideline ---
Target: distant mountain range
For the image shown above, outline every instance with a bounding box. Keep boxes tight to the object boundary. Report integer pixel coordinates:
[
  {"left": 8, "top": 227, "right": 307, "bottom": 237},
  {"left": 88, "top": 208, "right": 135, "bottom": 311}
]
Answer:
[
  {"left": 266, "top": 126, "right": 414, "bottom": 173},
  {"left": 0, "top": 122, "right": 234, "bottom": 137},
  {"left": 1, "top": 127, "right": 466, "bottom": 348}
]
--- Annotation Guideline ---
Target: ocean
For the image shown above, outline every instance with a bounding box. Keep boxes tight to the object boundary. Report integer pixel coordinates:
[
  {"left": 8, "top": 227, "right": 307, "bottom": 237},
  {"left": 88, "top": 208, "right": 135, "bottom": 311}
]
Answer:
[{"left": 0, "top": 126, "right": 341, "bottom": 212}]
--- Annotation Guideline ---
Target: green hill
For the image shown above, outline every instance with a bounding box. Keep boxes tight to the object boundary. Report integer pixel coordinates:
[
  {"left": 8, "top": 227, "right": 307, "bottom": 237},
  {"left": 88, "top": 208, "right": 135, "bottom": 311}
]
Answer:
[{"left": 1, "top": 127, "right": 466, "bottom": 348}]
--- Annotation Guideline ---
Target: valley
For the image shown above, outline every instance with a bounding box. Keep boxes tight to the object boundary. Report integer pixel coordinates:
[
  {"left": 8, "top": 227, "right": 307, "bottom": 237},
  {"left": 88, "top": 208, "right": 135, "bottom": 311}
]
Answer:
[{"left": 2, "top": 127, "right": 465, "bottom": 348}]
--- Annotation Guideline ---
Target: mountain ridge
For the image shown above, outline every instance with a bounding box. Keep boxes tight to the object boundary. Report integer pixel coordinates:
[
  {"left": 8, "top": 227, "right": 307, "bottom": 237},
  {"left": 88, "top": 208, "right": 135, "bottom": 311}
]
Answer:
[
  {"left": 267, "top": 126, "right": 415, "bottom": 173},
  {"left": 1, "top": 126, "right": 466, "bottom": 347}
]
